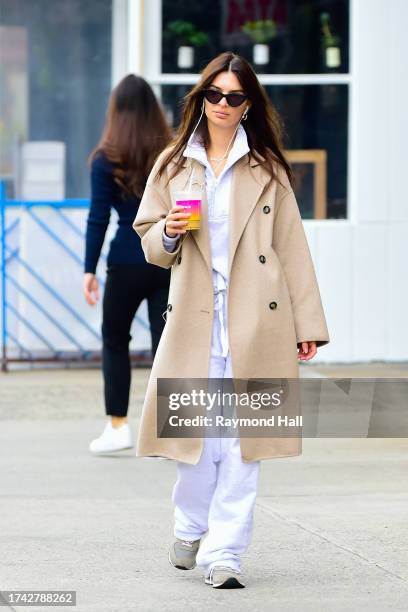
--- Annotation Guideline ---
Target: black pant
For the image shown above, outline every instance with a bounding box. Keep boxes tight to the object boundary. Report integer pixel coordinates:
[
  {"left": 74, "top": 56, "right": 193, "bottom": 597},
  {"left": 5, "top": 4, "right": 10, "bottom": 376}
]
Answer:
[{"left": 102, "top": 263, "right": 170, "bottom": 417}]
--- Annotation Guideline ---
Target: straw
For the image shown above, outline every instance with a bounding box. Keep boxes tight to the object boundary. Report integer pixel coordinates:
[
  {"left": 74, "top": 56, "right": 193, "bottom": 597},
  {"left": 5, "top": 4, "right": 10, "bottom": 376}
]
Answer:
[{"left": 188, "top": 165, "right": 195, "bottom": 192}]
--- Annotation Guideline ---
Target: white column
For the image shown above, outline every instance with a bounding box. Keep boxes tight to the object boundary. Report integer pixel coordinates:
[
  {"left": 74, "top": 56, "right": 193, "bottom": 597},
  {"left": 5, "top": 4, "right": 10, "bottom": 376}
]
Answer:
[
  {"left": 351, "top": 0, "right": 408, "bottom": 361},
  {"left": 127, "top": 0, "right": 144, "bottom": 75},
  {"left": 111, "top": 0, "right": 128, "bottom": 86},
  {"left": 111, "top": 0, "right": 144, "bottom": 86}
]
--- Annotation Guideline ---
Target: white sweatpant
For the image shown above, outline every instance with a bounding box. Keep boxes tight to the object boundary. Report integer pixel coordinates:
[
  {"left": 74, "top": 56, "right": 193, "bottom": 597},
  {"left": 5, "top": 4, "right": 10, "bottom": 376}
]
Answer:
[{"left": 171, "top": 288, "right": 260, "bottom": 574}]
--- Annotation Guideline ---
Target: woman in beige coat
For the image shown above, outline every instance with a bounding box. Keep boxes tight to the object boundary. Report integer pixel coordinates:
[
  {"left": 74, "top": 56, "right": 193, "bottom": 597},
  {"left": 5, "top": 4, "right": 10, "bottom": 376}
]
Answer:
[{"left": 133, "top": 52, "right": 330, "bottom": 589}]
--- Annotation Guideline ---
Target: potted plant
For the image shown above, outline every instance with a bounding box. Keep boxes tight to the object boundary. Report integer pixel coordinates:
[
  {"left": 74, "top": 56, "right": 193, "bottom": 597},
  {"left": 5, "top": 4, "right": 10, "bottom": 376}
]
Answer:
[
  {"left": 241, "top": 19, "right": 277, "bottom": 65},
  {"left": 320, "top": 12, "right": 341, "bottom": 68},
  {"left": 167, "top": 20, "right": 209, "bottom": 70}
]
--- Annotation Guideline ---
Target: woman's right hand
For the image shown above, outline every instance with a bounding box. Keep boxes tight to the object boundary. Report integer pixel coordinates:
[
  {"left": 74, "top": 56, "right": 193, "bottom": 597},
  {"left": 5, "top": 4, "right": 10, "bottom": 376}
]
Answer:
[
  {"left": 164, "top": 205, "right": 191, "bottom": 238},
  {"left": 83, "top": 273, "right": 99, "bottom": 306}
]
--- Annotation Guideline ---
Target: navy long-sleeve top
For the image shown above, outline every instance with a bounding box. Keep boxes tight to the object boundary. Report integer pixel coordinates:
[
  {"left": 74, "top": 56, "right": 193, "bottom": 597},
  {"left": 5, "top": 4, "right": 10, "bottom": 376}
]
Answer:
[{"left": 84, "top": 152, "right": 146, "bottom": 274}]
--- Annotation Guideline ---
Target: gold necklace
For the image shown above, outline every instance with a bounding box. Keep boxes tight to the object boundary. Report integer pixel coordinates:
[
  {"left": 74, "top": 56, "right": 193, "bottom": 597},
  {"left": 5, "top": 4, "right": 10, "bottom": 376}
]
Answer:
[
  {"left": 207, "top": 122, "right": 241, "bottom": 174},
  {"left": 209, "top": 154, "right": 228, "bottom": 161},
  {"left": 209, "top": 156, "right": 226, "bottom": 176}
]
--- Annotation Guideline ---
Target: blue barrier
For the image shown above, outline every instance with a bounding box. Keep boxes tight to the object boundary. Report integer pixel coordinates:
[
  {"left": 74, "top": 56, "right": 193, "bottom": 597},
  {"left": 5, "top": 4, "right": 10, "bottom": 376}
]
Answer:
[
  {"left": 0, "top": 182, "right": 150, "bottom": 371},
  {"left": 1, "top": 182, "right": 6, "bottom": 371}
]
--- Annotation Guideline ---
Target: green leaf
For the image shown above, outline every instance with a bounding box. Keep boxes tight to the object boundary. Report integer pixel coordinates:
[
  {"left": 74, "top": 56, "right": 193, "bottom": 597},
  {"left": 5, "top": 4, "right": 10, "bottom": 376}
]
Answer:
[{"left": 241, "top": 19, "right": 277, "bottom": 44}]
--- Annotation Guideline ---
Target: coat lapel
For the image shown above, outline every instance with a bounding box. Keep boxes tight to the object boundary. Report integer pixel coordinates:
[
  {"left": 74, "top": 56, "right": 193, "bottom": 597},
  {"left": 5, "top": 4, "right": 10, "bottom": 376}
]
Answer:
[
  {"left": 169, "top": 153, "right": 270, "bottom": 278},
  {"left": 228, "top": 154, "right": 270, "bottom": 277}
]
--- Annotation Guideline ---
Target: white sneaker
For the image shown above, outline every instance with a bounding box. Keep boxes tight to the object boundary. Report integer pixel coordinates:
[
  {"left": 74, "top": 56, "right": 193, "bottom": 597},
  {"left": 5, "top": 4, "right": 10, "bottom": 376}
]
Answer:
[{"left": 89, "top": 421, "right": 134, "bottom": 454}]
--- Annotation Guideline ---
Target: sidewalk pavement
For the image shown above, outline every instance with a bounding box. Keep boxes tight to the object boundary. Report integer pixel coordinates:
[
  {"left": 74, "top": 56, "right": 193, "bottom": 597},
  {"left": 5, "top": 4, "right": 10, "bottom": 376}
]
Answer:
[{"left": 0, "top": 363, "right": 407, "bottom": 612}]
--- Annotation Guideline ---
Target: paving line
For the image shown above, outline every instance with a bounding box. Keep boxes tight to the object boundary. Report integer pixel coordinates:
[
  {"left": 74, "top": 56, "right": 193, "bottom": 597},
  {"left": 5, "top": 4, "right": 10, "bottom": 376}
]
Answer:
[{"left": 255, "top": 499, "right": 408, "bottom": 586}]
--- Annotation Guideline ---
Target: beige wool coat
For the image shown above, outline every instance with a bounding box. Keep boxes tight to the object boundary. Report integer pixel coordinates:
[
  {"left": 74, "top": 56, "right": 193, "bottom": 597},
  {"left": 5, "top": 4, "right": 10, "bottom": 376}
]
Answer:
[{"left": 133, "top": 147, "right": 330, "bottom": 464}]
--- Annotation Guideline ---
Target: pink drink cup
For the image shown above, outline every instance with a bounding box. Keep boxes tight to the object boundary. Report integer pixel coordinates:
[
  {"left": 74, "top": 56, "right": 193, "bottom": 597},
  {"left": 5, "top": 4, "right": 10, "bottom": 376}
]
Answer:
[{"left": 175, "top": 190, "right": 202, "bottom": 230}]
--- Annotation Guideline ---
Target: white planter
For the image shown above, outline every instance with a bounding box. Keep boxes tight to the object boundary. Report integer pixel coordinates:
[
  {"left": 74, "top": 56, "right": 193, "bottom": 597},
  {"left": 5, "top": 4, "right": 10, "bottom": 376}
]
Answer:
[
  {"left": 177, "top": 46, "right": 194, "bottom": 69},
  {"left": 325, "top": 46, "right": 341, "bottom": 68},
  {"left": 253, "top": 43, "right": 269, "bottom": 65}
]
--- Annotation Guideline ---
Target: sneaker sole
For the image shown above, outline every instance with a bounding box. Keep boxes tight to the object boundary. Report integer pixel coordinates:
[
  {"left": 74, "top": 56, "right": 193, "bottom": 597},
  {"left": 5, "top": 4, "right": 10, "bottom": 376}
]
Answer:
[
  {"left": 89, "top": 445, "right": 134, "bottom": 455},
  {"left": 167, "top": 550, "right": 196, "bottom": 571},
  {"left": 205, "top": 576, "right": 245, "bottom": 589}
]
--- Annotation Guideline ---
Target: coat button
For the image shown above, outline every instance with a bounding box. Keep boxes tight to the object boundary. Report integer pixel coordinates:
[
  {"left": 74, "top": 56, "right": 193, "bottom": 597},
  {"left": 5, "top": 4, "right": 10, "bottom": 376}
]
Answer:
[
  {"left": 263, "top": 205, "right": 271, "bottom": 214},
  {"left": 259, "top": 255, "right": 266, "bottom": 264},
  {"left": 269, "top": 301, "right": 277, "bottom": 310},
  {"left": 167, "top": 303, "right": 173, "bottom": 312}
]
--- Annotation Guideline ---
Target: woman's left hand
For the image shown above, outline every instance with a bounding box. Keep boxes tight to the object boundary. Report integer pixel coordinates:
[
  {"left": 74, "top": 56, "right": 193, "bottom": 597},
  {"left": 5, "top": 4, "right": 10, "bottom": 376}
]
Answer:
[
  {"left": 297, "top": 341, "right": 317, "bottom": 360},
  {"left": 83, "top": 273, "right": 99, "bottom": 306}
]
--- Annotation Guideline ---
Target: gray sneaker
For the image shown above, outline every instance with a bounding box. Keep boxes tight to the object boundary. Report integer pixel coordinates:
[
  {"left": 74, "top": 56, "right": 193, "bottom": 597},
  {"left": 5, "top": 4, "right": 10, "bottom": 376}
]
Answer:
[
  {"left": 168, "top": 538, "right": 201, "bottom": 570},
  {"left": 205, "top": 565, "right": 245, "bottom": 589}
]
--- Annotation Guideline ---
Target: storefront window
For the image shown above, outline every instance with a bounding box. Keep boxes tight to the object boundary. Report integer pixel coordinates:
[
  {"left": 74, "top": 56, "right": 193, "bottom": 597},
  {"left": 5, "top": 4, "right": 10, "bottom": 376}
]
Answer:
[
  {"left": 266, "top": 84, "right": 348, "bottom": 219},
  {"left": 0, "top": 0, "right": 112, "bottom": 198},
  {"left": 162, "top": 0, "right": 349, "bottom": 75},
  {"left": 156, "top": 0, "right": 350, "bottom": 219}
]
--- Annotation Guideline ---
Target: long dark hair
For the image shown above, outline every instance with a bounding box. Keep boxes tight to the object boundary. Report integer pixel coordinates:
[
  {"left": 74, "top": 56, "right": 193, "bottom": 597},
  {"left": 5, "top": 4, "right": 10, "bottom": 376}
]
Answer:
[
  {"left": 156, "top": 52, "right": 294, "bottom": 190},
  {"left": 89, "top": 74, "right": 172, "bottom": 198}
]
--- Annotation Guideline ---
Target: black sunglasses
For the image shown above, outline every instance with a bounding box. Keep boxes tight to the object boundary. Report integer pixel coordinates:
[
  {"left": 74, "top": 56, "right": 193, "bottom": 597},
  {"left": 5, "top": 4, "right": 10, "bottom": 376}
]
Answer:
[{"left": 202, "top": 89, "right": 248, "bottom": 108}]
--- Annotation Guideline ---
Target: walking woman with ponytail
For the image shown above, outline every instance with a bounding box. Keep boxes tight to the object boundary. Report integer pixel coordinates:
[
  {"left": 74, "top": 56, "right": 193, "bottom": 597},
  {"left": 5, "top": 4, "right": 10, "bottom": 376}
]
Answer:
[
  {"left": 84, "top": 74, "right": 172, "bottom": 454},
  {"left": 133, "top": 53, "right": 330, "bottom": 589}
]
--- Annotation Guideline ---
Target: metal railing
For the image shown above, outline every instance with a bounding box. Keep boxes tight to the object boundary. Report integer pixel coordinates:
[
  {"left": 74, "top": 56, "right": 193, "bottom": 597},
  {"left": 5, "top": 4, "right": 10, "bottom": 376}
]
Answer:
[{"left": 0, "top": 182, "right": 152, "bottom": 371}]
